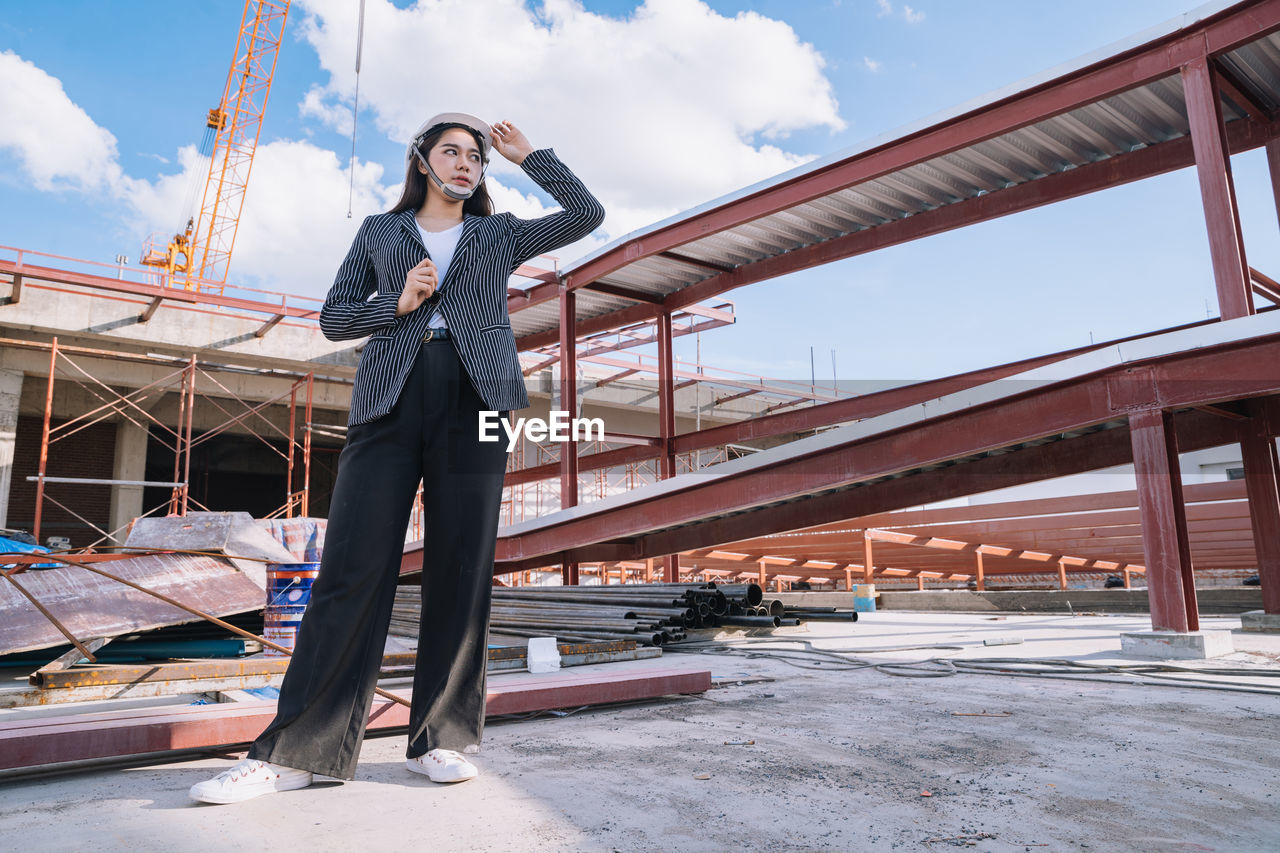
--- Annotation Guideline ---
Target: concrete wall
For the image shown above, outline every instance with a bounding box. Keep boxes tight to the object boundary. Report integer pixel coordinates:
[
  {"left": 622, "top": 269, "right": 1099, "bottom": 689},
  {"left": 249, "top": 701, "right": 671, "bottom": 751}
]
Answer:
[
  {"left": 0, "top": 368, "right": 20, "bottom": 529},
  {"left": 877, "top": 588, "right": 1263, "bottom": 614}
]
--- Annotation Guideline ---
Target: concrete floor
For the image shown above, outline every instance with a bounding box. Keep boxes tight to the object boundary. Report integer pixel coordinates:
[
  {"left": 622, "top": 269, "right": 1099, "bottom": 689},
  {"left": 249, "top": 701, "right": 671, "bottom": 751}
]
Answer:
[{"left": 3, "top": 612, "right": 1278, "bottom": 852}]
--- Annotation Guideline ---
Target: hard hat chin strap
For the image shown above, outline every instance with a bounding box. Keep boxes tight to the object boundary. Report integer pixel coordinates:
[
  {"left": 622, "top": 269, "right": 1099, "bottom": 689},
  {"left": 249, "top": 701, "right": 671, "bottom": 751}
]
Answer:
[{"left": 414, "top": 146, "right": 485, "bottom": 201}]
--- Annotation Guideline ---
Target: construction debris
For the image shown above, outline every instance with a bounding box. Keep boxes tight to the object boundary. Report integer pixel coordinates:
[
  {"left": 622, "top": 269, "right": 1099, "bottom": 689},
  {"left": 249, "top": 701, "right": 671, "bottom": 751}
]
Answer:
[
  {"left": 0, "top": 663, "right": 712, "bottom": 772},
  {"left": 392, "top": 582, "right": 767, "bottom": 646},
  {"left": 0, "top": 554, "right": 263, "bottom": 657},
  {"left": 125, "top": 512, "right": 300, "bottom": 589}
]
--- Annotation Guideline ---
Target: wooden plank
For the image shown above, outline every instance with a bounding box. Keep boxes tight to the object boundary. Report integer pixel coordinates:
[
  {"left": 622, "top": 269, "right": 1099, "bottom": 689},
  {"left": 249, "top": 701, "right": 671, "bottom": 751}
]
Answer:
[
  {"left": 0, "top": 665, "right": 711, "bottom": 771},
  {"left": 30, "top": 637, "right": 113, "bottom": 680}
]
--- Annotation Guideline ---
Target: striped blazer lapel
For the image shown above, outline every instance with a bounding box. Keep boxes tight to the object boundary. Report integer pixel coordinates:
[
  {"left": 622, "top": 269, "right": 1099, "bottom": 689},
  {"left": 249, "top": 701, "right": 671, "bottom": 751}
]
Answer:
[
  {"left": 397, "top": 209, "right": 426, "bottom": 254},
  {"left": 441, "top": 214, "right": 482, "bottom": 290}
]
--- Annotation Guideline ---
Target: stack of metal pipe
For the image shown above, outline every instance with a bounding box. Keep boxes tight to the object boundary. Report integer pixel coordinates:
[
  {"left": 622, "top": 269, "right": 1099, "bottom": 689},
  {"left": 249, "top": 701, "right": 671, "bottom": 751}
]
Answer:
[
  {"left": 393, "top": 582, "right": 765, "bottom": 646},
  {"left": 781, "top": 604, "right": 859, "bottom": 622}
]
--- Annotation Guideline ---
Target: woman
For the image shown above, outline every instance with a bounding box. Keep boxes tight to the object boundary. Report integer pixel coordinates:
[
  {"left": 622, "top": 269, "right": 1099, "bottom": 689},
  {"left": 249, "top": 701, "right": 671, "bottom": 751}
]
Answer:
[{"left": 189, "top": 113, "right": 604, "bottom": 804}]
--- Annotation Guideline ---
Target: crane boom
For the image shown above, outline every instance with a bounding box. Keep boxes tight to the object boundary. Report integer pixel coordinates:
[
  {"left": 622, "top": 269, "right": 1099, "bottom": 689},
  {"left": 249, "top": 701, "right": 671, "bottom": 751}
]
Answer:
[{"left": 191, "top": 0, "right": 291, "bottom": 287}]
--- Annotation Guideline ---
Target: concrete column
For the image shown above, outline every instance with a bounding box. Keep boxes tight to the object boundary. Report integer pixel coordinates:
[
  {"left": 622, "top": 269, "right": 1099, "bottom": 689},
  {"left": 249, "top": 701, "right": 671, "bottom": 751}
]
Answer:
[
  {"left": 0, "top": 369, "right": 22, "bottom": 530},
  {"left": 108, "top": 417, "right": 149, "bottom": 543}
]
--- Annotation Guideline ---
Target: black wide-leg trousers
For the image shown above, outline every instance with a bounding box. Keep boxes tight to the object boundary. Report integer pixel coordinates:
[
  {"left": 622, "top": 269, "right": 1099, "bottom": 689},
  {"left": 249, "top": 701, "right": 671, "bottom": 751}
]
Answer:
[{"left": 249, "top": 339, "right": 508, "bottom": 780}]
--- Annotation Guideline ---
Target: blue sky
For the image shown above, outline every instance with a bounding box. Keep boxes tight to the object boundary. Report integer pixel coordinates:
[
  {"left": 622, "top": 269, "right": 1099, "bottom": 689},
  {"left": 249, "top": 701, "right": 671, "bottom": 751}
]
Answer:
[{"left": 2, "top": 0, "right": 1276, "bottom": 385}]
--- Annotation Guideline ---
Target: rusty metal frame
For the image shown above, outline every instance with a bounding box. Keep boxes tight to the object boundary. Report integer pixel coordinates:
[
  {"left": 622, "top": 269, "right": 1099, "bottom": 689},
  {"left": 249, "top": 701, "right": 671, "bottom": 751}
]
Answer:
[{"left": 23, "top": 337, "right": 316, "bottom": 547}]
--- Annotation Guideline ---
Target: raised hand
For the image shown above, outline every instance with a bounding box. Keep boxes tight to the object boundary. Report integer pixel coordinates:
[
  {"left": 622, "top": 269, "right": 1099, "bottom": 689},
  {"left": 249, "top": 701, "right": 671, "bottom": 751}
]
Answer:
[
  {"left": 397, "top": 256, "right": 440, "bottom": 316},
  {"left": 491, "top": 119, "right": 533, "bottom": 165}
]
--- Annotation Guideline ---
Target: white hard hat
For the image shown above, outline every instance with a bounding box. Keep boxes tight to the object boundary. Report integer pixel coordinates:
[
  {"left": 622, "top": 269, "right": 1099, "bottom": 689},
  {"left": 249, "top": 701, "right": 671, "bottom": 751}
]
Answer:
[{"left": 405, "top": 112, "right": 492, "bottom": 168}]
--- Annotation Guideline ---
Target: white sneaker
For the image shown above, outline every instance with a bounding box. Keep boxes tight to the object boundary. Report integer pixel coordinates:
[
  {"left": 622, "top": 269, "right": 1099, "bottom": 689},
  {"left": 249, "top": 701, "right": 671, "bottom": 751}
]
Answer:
[
  {"left": 188, "top": 758, "right": 314, "bottom": 804},
  {"left": 405, "top": 748, "right": 479, "bottom": 783}
]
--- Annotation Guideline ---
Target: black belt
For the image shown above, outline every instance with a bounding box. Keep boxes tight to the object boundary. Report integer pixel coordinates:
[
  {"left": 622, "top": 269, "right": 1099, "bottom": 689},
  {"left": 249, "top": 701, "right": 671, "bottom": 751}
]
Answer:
[{"left": 422, "top": 328, "right": 452, "bottom": 343}]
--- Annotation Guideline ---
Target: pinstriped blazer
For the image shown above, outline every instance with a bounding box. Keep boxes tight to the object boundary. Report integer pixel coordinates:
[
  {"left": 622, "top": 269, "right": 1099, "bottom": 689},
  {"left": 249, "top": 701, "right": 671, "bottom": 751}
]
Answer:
[{"left": 319, "top": 148, "right": 605, "bottom": 426}]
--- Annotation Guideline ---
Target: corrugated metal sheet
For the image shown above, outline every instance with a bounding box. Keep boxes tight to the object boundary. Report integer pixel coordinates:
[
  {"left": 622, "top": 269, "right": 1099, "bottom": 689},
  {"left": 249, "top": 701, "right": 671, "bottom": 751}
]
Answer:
[
  {"left": 511, "top": 7, "right": 1280, "bottom": 342},
  {"left": 0, "top": 555, "right": 264, "bottom": 656}
]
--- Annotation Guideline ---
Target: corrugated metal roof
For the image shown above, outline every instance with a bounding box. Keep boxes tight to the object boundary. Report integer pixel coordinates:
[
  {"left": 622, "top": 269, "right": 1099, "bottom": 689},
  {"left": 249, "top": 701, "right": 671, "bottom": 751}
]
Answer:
[{"left": 511, "top": 0, "right": 1280, "bottom": 344}]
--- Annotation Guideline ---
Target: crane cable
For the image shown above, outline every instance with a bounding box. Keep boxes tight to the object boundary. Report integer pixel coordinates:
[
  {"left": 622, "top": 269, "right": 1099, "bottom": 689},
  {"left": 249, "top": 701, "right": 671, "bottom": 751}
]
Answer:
[{"left": 346, "top": 0, "right": 366, "bottom": 218}]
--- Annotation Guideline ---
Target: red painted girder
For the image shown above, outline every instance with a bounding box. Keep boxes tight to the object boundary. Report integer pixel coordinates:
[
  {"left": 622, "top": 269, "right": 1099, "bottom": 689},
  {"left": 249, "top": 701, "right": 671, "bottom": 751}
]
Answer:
[
  {"left": 1184, "top": 56, "right": 1254, "bottom": 319},
  {"left": 1268, "top": 139, "right": 1280, "bottom": 228},
  {"left": 0, "top": 666, "right": 711, "bottom": 771},
  {"left": 657, "top": 311, "right": 676, "bottom": 482},
  {"left": 504, "top": 443, "right": 657, "bottom": 489},
  {"left": 1241, "top": 400, "right": 1280, "bottom": 612},
  {"left": 1130, "top": 409, "right": 1200, "bottom": 631},
  {"left": 515, "top": 114, "right": 1280, "bottom": 350},
  {"left": 660, "top": 115, "right": 1280, "bottom": 318},
  {"left": 559, "top": 287, "right": 579, "bottom": 511},
  {"left": 1251, "top": 267, "right": 1280, "bottom": 304},
  {"left": 718, "top": 498, "right": 1250, "bottom": 553},
  {"left": 728, "top": 472, "right": 1247, "bottom": 537},
  {"left": 494, "top": 334, "right": 1279, "bottom": 567},
  {"left": 583, "top": 352, "right": 844, "bottom": 403},
  {"left": 559, "top": 1, "right": 1280, "bottom": 292},
  {"left": 514, "top": 318, "right": 1242, "bottom": 496},
  {"left": 495, "top": 405, "right": 1240, "bottom": 572}
]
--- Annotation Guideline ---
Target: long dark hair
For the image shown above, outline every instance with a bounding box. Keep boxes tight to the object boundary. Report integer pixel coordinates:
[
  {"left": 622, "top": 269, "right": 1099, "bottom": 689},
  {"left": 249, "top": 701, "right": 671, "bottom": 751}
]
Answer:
[{"left": 390, "top": 126, "right": 493, "bottom": 217}]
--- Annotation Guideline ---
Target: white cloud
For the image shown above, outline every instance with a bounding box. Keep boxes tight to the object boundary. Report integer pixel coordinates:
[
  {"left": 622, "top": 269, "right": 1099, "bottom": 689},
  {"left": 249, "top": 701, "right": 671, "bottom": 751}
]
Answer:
[
  {"left": 903, "top": 4, "right": 925, "bottom": 23},
  {"left": 295, "top": 0, "right": 844, "bottom": 237},
  {"left": 299, "top": 84, "right": 354, "bottom": 136},
  {"left": 876, "top": 0, "right": 892, "bottom": 17},
  {"left": 6, "top": 0, "right": 848, "bottom": 297},
  {"left": 863, "top": 56, "right": 883, "bottom": 73},
  {"left": 228, "top": 141, "right": 395, "bottom": 295},
  {"left": 0, "top": 51, "right": 404, "bottom": 298},
  {"left": 0, "top": 51, "right": 124, "bottom": 192}
]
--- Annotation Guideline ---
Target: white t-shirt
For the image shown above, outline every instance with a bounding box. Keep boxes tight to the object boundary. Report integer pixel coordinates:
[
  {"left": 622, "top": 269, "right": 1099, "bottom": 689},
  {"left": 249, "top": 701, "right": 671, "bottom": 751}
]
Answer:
[{"left": 416, "top": 220, "right": 463, "bottom": 329}]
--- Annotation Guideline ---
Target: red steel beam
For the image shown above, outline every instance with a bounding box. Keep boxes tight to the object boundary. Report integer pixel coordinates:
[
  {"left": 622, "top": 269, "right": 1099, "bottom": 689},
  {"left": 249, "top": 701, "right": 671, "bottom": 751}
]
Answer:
[
  {"left": 581, "top": 282, "right": 664, "bottom": 304},
  {"left": 502, "top": 443, "right": 656, "bottom": 489},
  {"left": 1253, "top": 267, "right": 1280, "bottom": 304},
  {"left": 771, "top": 478, "right": 1248, "bottom": 533},
  {"left": 0, "top": 666, "right": 711, "bottom": 772},
  {"left": 1268, "top": 138, "right": 1280, "bottom": 229},
  {"left": 656, "top": 312, "right": 676, "bottom": 481},
  {"left": 517, "top": 114, "right": 1280, "bottom": 350},
  {"left": 493, "top": 332, "right": 1276, "bottom": 571},
  {"left": 495, "top": 401, "right": 1242, "bottom": 574},
  {"left": 657, "top": 311, "right": 677, "bottom": 582},
  {"left": 1183, "top": 54, "right": 1254, "bottom": 319},
  {"left": 1241, "top": 400, "right": 1280, "bottom": 612},
  {"left": 559, "top": 286, "right": 579, "bottom": 586},
  {"left": 657, "top": 115, "right": 1280, "bottom": 319},
  {"left": 1130, "top": 409, "right": 1200, "bottom": 632},
  {"left": 556, "top": 1, "right": 1280, "bottom": 294}
]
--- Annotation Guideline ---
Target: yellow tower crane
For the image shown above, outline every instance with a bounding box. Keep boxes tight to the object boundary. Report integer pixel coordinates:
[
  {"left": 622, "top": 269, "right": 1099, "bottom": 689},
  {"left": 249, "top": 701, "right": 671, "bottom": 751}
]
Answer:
[{"left": 142, "top": 0, "right": 291, "bottom": 290}]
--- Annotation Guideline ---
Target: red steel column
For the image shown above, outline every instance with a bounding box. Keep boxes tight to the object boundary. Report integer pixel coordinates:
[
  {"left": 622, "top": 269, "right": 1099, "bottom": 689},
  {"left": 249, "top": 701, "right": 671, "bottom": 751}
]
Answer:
[
  {"left": 657, "top": 311, "right": 678, "bottom": 581},
  {"left": 862, "top": 531, "right": 874, "bottom": 583},
  {"left": 1241, "top": 400, "right": 1280, "bottom": 614},
  {"left": 560, "top": 285, "right": 579, "bottom": 586},
  {"left": 1267, "top": 138, "right": 1280, "bottom": 231},
  {"left": 32, "top": 339, "right": 57, "bottom": 542},
  {"left": 302, "top": 374, "right": 313, "bottom": 517},
  {"left": 1182, "top": 55, "right": 1253, "bottom": 320},
  {"left": 1130, "top": 409, "right": 1199, "bottom": 632},
  {"left": 657, "top": 311, "right": 676, "bottom": 478}
]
